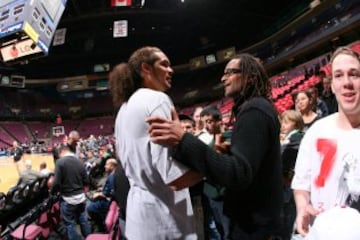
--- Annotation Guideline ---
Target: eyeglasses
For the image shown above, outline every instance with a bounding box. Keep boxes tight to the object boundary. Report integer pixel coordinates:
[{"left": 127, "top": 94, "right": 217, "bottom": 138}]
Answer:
[{"left": 223, "top": 68, "right": 242, "bottom": 76}]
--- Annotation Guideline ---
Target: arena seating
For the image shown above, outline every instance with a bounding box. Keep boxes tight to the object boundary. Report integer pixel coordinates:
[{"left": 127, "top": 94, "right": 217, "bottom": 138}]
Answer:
[
  {"left": 26, "top": 122, "right": 51, "bottom": 140},
  {"left": 0, "top": 175, "right": 54, "bottom": 239},
  {"left": 9, "top": 194, "right": 61, "bottom": 240},
  {"left": 1, "top": 122, "right": 28, "bottom": 144},
  {"left": 0, "top": 129, "right": 13, "bottom": 148},
  {"left": 77, "top": 116, "right": 114, "bottom": 137}
]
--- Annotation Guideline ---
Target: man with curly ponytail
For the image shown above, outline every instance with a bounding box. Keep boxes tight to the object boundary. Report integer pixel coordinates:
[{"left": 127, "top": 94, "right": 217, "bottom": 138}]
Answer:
[{"left": 109, "top": 46, "right": 202, "bottom": 240}]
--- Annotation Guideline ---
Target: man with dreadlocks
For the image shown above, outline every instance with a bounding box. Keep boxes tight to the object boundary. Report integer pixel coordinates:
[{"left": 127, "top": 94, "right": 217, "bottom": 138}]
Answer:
[{"left": 147, "top": 54, "right": 282, "bottom": 240}]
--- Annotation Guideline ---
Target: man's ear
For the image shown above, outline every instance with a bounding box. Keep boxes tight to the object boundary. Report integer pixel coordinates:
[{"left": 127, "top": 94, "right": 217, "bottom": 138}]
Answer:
[{"left": 141, "top": 62, "right": 152, "bottom": 75}]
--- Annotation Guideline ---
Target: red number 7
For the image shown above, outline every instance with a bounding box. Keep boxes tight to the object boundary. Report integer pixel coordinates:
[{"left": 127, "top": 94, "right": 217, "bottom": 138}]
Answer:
[{"left": 315, "top": 138, "right": 337, "bottom": 188}]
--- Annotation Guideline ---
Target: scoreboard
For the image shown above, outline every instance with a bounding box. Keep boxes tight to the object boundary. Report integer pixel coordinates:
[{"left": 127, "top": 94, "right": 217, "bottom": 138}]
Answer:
[{"left": 0, "top": 0, "right": 67, "bottom": 63}]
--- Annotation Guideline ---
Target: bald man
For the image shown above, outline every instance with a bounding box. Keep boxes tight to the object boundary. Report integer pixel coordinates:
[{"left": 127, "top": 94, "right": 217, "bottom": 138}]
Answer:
[
  {"left": 67, "top": 130, "right": 80, "bottom": 153},
  {"left": 87, "top": 158, "right": 117, "bottom": 232}
]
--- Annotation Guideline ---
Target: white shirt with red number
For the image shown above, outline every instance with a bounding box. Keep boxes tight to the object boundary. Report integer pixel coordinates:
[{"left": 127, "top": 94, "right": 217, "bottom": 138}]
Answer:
[{"left": 292, "top": 113, "right": 360, "bottom": 212}]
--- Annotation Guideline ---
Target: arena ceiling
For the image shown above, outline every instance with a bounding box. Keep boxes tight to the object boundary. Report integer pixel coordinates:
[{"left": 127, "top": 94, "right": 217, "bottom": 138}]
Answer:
[{"left": 2, "top": 0, "right": 301, "bottom": 79}]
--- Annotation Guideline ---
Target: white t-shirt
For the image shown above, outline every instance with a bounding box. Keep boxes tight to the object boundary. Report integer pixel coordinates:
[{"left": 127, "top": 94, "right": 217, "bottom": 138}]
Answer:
[
  {"left": 197, "top": 129, "right": 213, "bottom": 145},
  {"left": 115, "top": 88, "right": 196, "bottom": 240},
  {"left": 305, "top": 207, "right": 360, "bottom": 240},
  {"left": 292, "top": 113, "right": 360, "bottom": 212}
]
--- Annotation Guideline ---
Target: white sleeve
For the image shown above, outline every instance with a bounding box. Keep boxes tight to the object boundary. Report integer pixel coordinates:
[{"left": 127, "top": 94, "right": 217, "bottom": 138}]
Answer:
[{"left": 149, "top": 96, "right": 190, "bottom": 185}]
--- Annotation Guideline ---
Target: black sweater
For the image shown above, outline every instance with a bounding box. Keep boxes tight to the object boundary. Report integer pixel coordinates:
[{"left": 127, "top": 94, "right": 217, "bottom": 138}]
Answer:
[
  {"left": 51, "top": 155, "right": 89, "bottom": 197},
  {"left": 174, "top": 97, "right": 282, "bottom": 239}
]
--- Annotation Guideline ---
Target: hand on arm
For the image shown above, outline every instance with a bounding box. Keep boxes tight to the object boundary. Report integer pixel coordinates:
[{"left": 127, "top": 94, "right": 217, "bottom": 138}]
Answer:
[
  {"left": 93, "top": 192, "right": 106, "bottom": 199},
  {"left": 147, "top": 108, "right": 185, "bottom": 147},
  {"left": 214, "top": 142, "right": 231, "bottom": 153},
  {"left": 294, "top": 189, "right": 319, "bottom": 236},
  {"left": 147, "top": 108, "right": 202, "bottom": 190},
  {"left": 214, "top": 134, "right": 231, "bottom": 153}
]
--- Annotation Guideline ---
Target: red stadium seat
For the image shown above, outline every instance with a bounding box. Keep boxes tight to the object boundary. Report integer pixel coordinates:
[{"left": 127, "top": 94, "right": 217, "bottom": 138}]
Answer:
[
  {"left": 10, "top": 224, "right": 43, "bottom": 240},
  {"left": 86, "top": 201, "right": 120, "bottom": 240}
]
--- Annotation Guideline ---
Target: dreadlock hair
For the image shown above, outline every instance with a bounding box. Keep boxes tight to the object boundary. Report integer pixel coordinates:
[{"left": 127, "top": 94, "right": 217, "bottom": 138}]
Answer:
[
  {"left": 108, "top": 46, "right": 163, "bottom": 109},
  {"left": 231, "top": 53, "right": 271, "bottom": 102}
]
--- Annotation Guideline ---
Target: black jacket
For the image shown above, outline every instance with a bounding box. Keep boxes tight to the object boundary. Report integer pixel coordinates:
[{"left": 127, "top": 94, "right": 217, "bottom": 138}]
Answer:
[
  {"left": 281, "top": 131, "right": 304, "bottom": 181},
  {"left": 114, "top": 160, "right": 130, "bottom": 219},
  {"left": 174, "top": 97, "right": 282, "bottom": 239}
]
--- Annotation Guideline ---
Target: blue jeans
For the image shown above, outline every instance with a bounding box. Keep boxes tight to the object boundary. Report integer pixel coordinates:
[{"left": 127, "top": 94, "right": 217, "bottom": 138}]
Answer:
[
  {"left": 281, "top": 188, "right": 296, "bottom": 240},
  {"left": 87, "top": 199, "right": 110, "bottom": 232},
  {"left": 209, "top": 198, "right": 231, "bottom": 240},
  {"left": 60, "top": 200, "right": 91, "bottom": 240},
  {"left": 203, "top": 195, "right": 221, "bottom": 240}
]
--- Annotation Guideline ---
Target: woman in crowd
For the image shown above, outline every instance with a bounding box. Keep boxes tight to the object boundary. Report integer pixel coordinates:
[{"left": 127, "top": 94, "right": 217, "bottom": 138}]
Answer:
[
  {"left": 292, "top": 46, "right": 360, "bottom": 237},
  {"left": 293, "top": 90, "right": 320, "bottom": 132},
  {"left": 108, "top": 46, "right": 202, "bottom": 240}
]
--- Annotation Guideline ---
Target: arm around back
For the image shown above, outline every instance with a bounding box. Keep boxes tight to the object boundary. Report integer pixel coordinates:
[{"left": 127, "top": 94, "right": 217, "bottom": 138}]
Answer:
[{"left": 173, "top": 106, "right": 277, "bottom": 189}]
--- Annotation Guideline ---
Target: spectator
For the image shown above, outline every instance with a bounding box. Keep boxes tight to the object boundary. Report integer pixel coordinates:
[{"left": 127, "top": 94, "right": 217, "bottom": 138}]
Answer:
[
  {"left": 196, "top": 107, "right": 217, "bottom": 145},
  {"left": 39, "top": 161, "right": 51, "bottom": 176},
  {"left": 200, "top": 105, "right": 230, "bottom": 240},
  {"left": 279, "top": 110, "right": 304, "bottom": 239},
  {"left": 20, "top": 160, "right": 44, "bottom": 182},
  {"left": 180, "top": 113, "right": 206, "bottom": 239},
  {"left": 179, "top": 114, "right": 196, "bottom": 135},
  {"left": 321, "top": 76, "right": 338, "bottom": 114},
  {"left": 193, "top": 106, "right": 205, "bottom": 136},
  {"left": 51, "top": 144, "right": 91, "bottom": 240},
  {"left": 308, "top": 87, "right": 329, "bottom": 117},
  {"left": 84, "top": 150, "right": 100, "bottom": 175},
  {"left": 109, "top": 46, "right": 202, "bottom": 239},
  {"left": 293, "top": 90, "right": 320, "bottom": 132},
  {"left": 291, "top": 46, "right": 360, "bottom": 237},
  {"left": 87, "top": 158, "right": 117, "bottom": 232},
  {"left": 147, "top": 53, "right": 282, "bottom": 239}
]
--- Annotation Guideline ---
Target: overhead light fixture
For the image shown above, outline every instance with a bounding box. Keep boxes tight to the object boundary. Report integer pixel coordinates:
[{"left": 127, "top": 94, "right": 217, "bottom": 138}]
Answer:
[
  {"left": 205, "top": 54, "right": 217, "bottom": 64},
  {"left": 1, "top": 75, "right": 11, "bottom": 85}
]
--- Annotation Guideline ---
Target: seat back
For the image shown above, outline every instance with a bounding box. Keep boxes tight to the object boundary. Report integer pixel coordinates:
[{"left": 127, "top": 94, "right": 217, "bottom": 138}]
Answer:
[
  {"left": 5, "top": 185, "right": 21, "bottom": 208},
  {"left": 10, "top": 205, "right": 44, "bottom": 240},
  {"left": 104, "top": 201, "right": 119, "bottom": 232},
  {"left": 37, "top": 197, "right": 62, "bottom": 237},
  {"left": 35, "top": 198, "right": 54, "bottom": 238},
  {"left": 85, "top": 201, "right": 120, "bottom": 240}
]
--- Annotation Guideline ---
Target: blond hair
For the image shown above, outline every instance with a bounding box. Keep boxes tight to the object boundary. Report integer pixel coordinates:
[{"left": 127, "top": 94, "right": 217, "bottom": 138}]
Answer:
[{"left": 281, "top": 110, "right": 304, "bottom": 130}]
